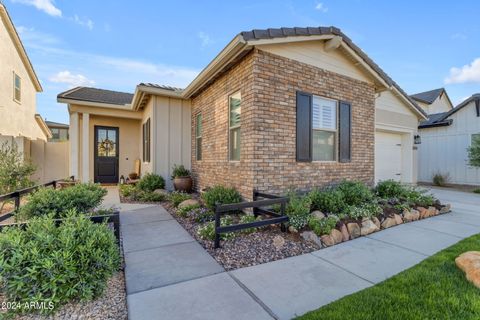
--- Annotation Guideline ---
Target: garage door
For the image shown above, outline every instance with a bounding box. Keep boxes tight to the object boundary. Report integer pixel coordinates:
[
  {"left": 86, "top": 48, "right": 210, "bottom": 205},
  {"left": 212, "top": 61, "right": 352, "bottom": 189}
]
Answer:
[{"left": 375, "top": 131, "right": 402, "bottom": 182}]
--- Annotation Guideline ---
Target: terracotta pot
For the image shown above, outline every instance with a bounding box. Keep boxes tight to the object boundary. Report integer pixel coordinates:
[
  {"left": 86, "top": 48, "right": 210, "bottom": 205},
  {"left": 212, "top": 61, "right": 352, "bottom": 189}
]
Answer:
[{"left": 173, "top": 176, "right": 193, "bottom": 193}]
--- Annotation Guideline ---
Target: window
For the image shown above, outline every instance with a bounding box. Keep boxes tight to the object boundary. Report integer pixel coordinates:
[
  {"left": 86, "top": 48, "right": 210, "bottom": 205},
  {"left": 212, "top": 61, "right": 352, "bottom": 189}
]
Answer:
[
  {"left": 312, "top": 96, "right": 337, "bottom": 161},
  {"left": 13, "top": 72, "right": 21, "bottom": 103},
  {"left": 229, "top": 92, "right": 241, "bottom": 161},
  {"left": 143, "top": 118, "right": 151, "bottom": 162},
  {"left": 196, "top": 113, "right": 202, "bottom": 160},
  {"left": 51, "top": 128, "right": 60, "bottom": 140}
]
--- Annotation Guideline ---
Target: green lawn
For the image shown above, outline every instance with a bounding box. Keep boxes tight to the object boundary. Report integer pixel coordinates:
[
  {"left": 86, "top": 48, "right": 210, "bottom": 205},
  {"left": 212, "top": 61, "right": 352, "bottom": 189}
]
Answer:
[{"left": 297, "top": 234, "right": 480, "bottom": 320}]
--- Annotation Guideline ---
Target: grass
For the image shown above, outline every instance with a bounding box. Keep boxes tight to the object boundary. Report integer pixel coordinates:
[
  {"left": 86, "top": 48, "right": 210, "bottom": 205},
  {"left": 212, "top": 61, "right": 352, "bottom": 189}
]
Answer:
[{"left": 297, "top": 234, "right": 480, "bottom": 320}]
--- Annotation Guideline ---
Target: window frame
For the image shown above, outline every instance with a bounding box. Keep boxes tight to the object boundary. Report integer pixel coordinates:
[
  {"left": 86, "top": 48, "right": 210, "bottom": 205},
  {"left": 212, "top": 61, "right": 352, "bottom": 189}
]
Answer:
[
  {"left": 142, "top": 118, "right": 151, "bottom": 163},
  {"left": 13, "top": 72, "right": 21, "bottom": 103},
  {"left": 195, "top": 113, "right": 202, "bottom": 161},
  {"left": 228, "top": 91, "right": 241, "bottom": 161},
  {"left": 311, "top": 95, "right": 338, "bottom": 162}
]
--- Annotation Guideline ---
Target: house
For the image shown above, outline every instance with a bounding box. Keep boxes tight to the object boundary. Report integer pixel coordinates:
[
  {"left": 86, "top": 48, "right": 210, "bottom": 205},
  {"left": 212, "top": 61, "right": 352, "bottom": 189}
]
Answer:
[
  {"left": 58, "top": 26, "right": 427, "bottom": 198},
  {"left": 45, "top": 121, "right": 69, "bottom": 142},
  {"left": 0, "top": 2, "right": 69, "bottom": 184},
  {"left": 418, "top": 94, "right": 480, "bottom": 185},
  {"left": 410, "top": 88, "right": 454, "bottom": 115}
]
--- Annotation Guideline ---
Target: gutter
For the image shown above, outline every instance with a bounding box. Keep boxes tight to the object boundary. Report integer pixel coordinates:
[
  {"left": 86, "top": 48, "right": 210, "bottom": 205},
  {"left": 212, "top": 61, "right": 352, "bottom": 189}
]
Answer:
[{"left": 418, "top": 119, "right": 453, "bottom": 129}]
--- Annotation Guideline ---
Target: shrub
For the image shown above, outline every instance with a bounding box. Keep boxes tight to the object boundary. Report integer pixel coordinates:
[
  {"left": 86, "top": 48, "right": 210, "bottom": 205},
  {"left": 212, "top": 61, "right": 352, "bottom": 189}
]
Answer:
[
  {"left": 0, "top": 141, "right": 36, "bottom": 195},
  {"left": 119, "top": 184, "right": 136, "bottom": 197},
  {"left": 188, "top": 207, "right": 215, "bottom": 223},
  {"left": 402, "top": 187, "right": 435, "bottom": 207},
  {"left": 18, "top": 183, "right": 107, "bottom": 220},
  {"left": 309, "top": 188, "right": 345, "bottom": 214},
  {"left": 473, "top": 188, "right": 480, "bottom": 194},
  {"left": 197, "top": 215, "right": 235, "bottom": 241},
  {"left": 432, "top": 172, "right": 450, "bottom": 187},
  {"left": 169, "top": 191, "right": 192, "bottom": 207},
  {"left": 0, "top": 213, "right": 120, "bottom": 314},
  {"left": 137, "top": 191, "right": 166, "bottom": 202},
  {"left": 201, "top": 185, "right": 242, "bottom": 210},
  {"left": 286, "top": 192, "right": 312, "bottom": 230},
  {"left": 171, "top": 164, "right": 191, "bottom": 179},
  {"left": 239, "top": 214, "right": 258, "bottom": 234},
  {"left": 308, "top": 215, "right": 339, "bottom": 236},
  {"left": 375, "top": 180, "right": 407, "bottom": 199},
  {"left": 137, "top": 173, "right": 165, "bottom": 192},
  {"left": 344, "top": 202, "right": 382, "bottom": 220},
  {"left": 177, "top": 203, "right": 201, "bottom": 217},
  {"left": 337, "top": 180, "right": 373, "bottom": 206}
]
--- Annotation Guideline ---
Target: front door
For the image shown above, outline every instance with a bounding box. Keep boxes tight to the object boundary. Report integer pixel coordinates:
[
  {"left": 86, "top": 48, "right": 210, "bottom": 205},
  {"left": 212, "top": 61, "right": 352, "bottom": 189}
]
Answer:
[{"left": 94, "top": 126, "right": 119, "bottom": 183}]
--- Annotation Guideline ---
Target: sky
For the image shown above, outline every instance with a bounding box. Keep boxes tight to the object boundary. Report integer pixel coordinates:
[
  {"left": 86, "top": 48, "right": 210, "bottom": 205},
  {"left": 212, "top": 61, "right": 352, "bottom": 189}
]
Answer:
[{"left": 4, "top": 0, "right": 480, "bottom": 124}]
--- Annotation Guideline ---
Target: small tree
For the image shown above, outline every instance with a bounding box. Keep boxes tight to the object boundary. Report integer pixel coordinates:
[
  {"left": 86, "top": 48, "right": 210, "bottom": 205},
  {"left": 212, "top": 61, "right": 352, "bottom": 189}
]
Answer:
[
  {"left": 0, "top": 141, "right": 36, "bottom": 195},
  {"left": 468, "top": 138, "right": 480, "bottom": 168}
]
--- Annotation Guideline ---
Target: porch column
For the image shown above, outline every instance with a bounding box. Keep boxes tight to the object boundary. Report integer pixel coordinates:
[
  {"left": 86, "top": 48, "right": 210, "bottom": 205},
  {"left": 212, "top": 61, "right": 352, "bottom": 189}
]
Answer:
[
  {"left": 69, "top": 112, "right": 79, "bottom": 179},
  {"left": 82, "top": 113, "right": 90, "bottom": 182}
]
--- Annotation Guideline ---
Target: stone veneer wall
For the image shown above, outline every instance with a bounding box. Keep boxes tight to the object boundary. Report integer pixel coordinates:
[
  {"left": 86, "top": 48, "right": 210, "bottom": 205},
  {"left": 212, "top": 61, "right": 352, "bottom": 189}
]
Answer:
[{"left": 191, "top": 48, "right": 376, "bottom": 199}]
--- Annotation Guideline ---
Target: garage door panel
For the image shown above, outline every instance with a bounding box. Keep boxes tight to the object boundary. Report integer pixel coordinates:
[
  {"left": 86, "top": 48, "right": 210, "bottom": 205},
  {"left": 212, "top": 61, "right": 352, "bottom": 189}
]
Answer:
[{"left": 375, "top": 131, "right": 402, "bottom": 182}]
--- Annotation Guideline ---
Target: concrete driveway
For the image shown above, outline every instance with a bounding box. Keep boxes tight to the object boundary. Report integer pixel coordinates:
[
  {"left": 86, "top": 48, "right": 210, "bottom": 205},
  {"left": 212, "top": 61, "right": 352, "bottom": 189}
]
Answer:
[{"left": 123, "top": 188, "right": 480, "bottom": 320}]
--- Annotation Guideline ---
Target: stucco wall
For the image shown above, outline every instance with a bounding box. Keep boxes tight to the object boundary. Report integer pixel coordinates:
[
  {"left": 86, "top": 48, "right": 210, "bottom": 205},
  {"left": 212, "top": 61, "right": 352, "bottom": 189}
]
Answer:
[
  {"left": 30, "top": 140, "right": 69, "bottom": 183},
  {"left": 0, "top": 11, "right": 44, "bottom": 141}
]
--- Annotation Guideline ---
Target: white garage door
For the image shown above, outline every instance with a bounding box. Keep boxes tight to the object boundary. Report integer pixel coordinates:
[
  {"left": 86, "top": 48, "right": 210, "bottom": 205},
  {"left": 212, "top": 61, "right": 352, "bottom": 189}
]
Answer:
[{"left": 375, "top": 131, "right": 402, "bottom": 182}]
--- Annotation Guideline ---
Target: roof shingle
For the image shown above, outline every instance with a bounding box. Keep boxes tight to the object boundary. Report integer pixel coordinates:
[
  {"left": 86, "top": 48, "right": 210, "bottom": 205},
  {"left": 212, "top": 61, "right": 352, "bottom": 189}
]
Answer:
[{"left": 410, "top": 88, "right": 445, "bottom": 104}]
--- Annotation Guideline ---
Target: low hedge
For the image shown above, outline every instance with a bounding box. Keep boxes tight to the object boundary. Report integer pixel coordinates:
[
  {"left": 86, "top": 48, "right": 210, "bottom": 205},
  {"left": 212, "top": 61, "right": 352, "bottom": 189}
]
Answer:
[
  {"left": 0, "top": 212, "right": 120, "bottom": 315},
  {"left": 201, "top": 186, "right": 242, "bottom": 210}
]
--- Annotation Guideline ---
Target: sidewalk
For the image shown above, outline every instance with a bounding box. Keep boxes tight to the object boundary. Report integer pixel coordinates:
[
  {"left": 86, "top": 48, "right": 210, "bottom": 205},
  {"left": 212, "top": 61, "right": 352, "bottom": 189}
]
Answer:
[{"left": 121, "top": 189, "right": 480, "bottom": 320}]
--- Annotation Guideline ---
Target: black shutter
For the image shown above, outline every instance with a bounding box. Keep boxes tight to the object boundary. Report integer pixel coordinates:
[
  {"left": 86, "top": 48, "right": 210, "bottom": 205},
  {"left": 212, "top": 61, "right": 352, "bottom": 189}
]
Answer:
[
  {"left": 338, "top": 101, "right": 352, "bottom": 163},
  {"left": 296, "top": 91, "right": 312, "bottom": 162}
]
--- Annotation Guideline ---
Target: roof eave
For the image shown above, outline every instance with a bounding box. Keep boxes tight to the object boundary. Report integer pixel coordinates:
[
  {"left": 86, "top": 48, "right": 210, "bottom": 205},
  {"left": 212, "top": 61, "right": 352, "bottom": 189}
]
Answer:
[
  {"left": 57, "top": 97, "right": 132, "bottom": 110},
  {"left": 418, "top": 119, "right": 453, "bottom": 129},
  {"left": 131, "top": 84, "right": 184, "bottom": 111},
  {"left": 391, "top": 86, "right": 428, "bottom": 120},
  {"left": 34, "top": 114, "right": 52, "bottom": 139}
]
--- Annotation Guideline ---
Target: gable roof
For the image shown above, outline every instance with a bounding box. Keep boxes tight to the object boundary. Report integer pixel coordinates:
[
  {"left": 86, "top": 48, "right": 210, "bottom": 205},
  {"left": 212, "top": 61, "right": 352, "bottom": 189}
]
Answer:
[
  {"left": 410, "top": 88, "right": 445, "bottom": 104},
  {"left": 182, "top": 26, "right": 427, "bottom": 119},
  {"left": 45, "top": 120, "right": 69, "bottom": 129},
  {"left": 57, "top": 87, "right": 134, "bottom": 106},
  {"left": 0, "top": 3, "right": 42, "bottom": 92}
]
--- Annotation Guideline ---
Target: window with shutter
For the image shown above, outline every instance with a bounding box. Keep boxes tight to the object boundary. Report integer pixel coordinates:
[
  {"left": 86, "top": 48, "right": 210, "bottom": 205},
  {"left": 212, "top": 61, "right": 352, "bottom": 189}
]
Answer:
[{"left": 312, "top": 96, "right": 337, "bottom": 161}]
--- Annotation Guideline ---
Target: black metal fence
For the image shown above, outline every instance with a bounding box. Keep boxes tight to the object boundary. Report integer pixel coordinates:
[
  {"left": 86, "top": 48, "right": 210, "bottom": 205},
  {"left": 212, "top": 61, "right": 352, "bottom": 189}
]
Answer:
[
  {"left": 0, "top": 176, "right": 74, "bottom": 222},
  {"left": 213, "top": 191, "right": 289, "bottom": 248}
]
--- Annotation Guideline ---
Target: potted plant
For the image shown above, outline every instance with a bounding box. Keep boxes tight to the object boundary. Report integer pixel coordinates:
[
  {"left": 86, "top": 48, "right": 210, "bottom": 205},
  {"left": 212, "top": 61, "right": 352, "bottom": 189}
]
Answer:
[{"left": 171, "top": 164, "right": 192, "bottom": 193}]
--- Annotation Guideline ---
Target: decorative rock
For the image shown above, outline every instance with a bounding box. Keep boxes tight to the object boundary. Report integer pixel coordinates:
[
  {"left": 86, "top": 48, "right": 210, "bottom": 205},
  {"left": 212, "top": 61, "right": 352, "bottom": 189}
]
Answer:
[
  {"left": 346, "top": 223, "right": 361, "bottom": 239},
  {"left": 403, "top": 209, "right": 420, "bottom": 222},
  {"left": 410, "top": 209, "right": 420, "bottom": 221},
  {"left": 418, "top": 207, "right": 429, "bottom": 219},
  {"left": 178, "top": 199, "right": 200, "bottom": 209},
  {"left": 360, "top": 219, "right": 379, "bottom": 236},
  {"left": 330, "top": 229, "right": 344, "bottom": 244},
  {"left": 320, "top": 234, "right": 335, "bottom": 247},
  {"left": 311, "top": 210, "right": 325, "bottom": 220},
  {"left": 381, "top": 217, "right": 397, "bottom": 229},
  {"left": 394, "top": 214, "right": 403, "bottom": 225},
  {"left": 272, "top": 235, "right": 286, "bottom": 250},
  {"left": 372, "top": 217, "right": 381, "bottom": 229},
  {"left": 440, "top": 204, "right": 452, "bottom": 214},
  {"left": 455, "top": 251, "right": 480, "bottom": 288},
  {"left": 300, "top": 231, "right": 322, "bottom": 247},
  {"left": 340, "top": 224, "right": 350, "bottom": 242},
  {"left": 288, "top": 226, "right": 298, "bottom": 234}
]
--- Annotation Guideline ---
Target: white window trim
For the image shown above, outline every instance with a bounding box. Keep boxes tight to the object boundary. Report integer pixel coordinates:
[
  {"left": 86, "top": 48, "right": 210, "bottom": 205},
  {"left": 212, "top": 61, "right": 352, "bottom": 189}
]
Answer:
[
  {"left": 228, "top": 91, "right": 241, "bottom": 162},
  {"left": 196, "top": 113, "right": 202, "bottom": 161},
  {"left": 13, "top": 72, "right": 21, "bottom": 104},
  {"left": 312, "top": 95, "right": 338, "bottom": 162}
]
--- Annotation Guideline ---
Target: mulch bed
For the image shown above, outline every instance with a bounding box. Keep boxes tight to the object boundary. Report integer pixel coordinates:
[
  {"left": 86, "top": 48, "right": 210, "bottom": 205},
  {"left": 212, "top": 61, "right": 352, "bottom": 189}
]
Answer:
[{"left": 162, "top": 201, "right": 319, "bottom": 271}]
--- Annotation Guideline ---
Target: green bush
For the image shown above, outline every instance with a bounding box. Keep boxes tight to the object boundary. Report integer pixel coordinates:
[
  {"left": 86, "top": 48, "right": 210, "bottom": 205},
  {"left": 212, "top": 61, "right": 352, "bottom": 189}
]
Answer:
[
  {"left": 169, "top": 191, "right": 192, "bottom": 207},
  {"left": 137, "top": 173, "right": 165, "bottom": 192},
  {"left": 375, "top": 180, "right": 407, "bottom": 199},
  {"left": 0, "top": 213, "right": 120, "bottom": 314},
  {"left": 18, "top": 183, "right": 107, "bottom": 220},
  {"left": 239, "top": 214, "right": 258, "bottom": 234},
  {"left": 309, "top": 188, "right": 345, "bottom": 214},
  {"left": 432, "top": 172, "right": 450, "bottom": 187},
  {"left": 171, "top": 164, "right": 191, "bottom": 179},
  {"left": 177, "top": 203, "right": 201, "bottom": 217},
  {"left": 0, "top": 141, "right": 36, "bottom": 195},
  {"left": 343, "top": 202, "right": 382, "bottom": 220},
  {"left": 119, "top": 184, "right": 136, "bottom": 197},
  {"left": 137, "top": 191, "right": 166, "bottom": 202},
  {"left": 286, "top": 192, "right": 312, "bottom": 230},
  {"left": 473, "top": 188, "right": 480, "bottom": 194},
  {"left": 337, "top": 180, "right": 373, "bottom": 206},
  {"left": 197, "top": 215, "right": 235, "bottom": 241},
  {"left": 201, "top": 185, "right": 242, "bottom": 210},
  {"left": 308, "top": 215, "right": 339, "bottom": 236}
]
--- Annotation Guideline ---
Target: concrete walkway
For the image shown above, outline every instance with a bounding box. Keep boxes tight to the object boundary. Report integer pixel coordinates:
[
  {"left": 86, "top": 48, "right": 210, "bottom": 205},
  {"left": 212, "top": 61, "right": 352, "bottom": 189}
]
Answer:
[{"left": 121, "top": 188, "right": 480, "bottom": 320}]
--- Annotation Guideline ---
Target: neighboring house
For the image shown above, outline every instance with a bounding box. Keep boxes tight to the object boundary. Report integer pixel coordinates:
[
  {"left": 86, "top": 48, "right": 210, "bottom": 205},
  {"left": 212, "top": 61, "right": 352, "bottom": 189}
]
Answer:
[
  {"left": 0, "top": 3, "right": 68, "bottom": 183},
  {"left": 46, "top": 121, "right": 69, "bottom": 142},
  {"left": 410, "top": 88, "right": 453, "bottom": 115},
  {"left": 58, "top": 26, "right": 427, "bottom": 198},
  {"left": 418, "top": 94, "right": 480, "bottom": 185}
]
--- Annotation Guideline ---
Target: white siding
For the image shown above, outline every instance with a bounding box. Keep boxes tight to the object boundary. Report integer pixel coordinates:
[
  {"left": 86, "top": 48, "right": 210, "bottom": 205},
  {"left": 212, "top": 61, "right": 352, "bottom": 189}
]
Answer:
[{"left": 418, "top": 101, "right": 480, "bottom": 185}]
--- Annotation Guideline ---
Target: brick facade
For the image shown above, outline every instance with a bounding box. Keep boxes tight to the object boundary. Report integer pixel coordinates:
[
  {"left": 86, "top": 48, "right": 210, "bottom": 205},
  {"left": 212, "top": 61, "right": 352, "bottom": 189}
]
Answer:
[{"left": 191, "top": 48, "right": 375, "bottom": 200}]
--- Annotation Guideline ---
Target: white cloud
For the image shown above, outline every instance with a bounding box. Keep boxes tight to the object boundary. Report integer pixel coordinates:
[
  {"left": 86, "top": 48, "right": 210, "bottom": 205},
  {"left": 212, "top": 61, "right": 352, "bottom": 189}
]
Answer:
[
  {"left": 451, "top": 33, "right": 467, "bottom": 40},
  {"left": 445, "top": 58, "right": 480, "bottom": 84},
  {"left": 198, "top": 31, "right": 213, "bottom": 48},
  {"left": 73, "top": 15, "right": 94, "bottom": 30},
  {"left": 49, "top": 70, "right": 95, "bottom": 88},
  {"left": 11, "top": 0, "right": 61, "bottom": 17},
  {"left": 315, "top": 2, "right": 328, "bottom": 12},
  {"left": 16, "top": 25, "right": 59, "bottom": 44}
]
